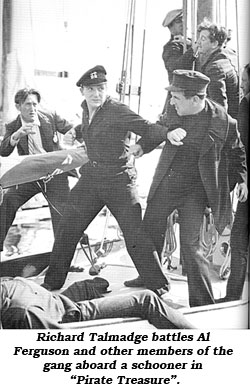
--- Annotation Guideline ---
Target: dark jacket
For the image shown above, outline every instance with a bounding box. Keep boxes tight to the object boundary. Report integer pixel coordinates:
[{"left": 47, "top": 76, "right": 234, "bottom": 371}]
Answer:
[
  {"left": 146, "top": 99, "right": 247, "bottom": 235},
  {"left": 229, "top": 92, "right": 249, "bottom": 189},
  {"left": 0, "top": 111, "right": 72, "bottom": 157},
  {"left": 176, "top": 47, "right": 239, "bottom": 118},
  {"left": 77, "top": 97, "right": 168, "bottom": 175},
  {"left": 162, "top": 35, "right": 192, "bottom": 83},
  {"left": 238, "top": 93, "right": 249, "bottom": 157}
]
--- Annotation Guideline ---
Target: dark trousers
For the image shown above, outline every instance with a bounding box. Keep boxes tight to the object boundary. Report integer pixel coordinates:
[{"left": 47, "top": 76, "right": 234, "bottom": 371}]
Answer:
[
  {"left": 226, "top": 199, "right": 249, "bottom": 300},
  {"left": 133, "top": 173, "right": 215, "bottom": 308},
  {"left": 0, "top": 174, "right": 70, "bottom": 251},
  {"left": 44, "top": 167, "right": 170, "bottom": 290},
  {"left": 62, "top": 282, "right": 194, "bottom": 329}
]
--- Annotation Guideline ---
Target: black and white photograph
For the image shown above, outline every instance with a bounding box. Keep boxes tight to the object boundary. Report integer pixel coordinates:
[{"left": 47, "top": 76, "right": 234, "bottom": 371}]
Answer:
[{"left": 0, "top": 0, "right": 249, "bottom": 388}]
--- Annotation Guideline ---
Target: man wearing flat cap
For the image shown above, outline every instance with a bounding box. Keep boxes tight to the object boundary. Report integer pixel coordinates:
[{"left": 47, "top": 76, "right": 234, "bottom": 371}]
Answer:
[
  {"left": 162, "top": 9, "right": 192, "bottom": 84},
  {"left": 128, "top": 69, "right": 247, "bottom": 307},
  {"left": 161, "top": 9, "right": 192, "bottom": 116},
  {"left": 43, "top": 65, "right": 171, "bottom": 294}
]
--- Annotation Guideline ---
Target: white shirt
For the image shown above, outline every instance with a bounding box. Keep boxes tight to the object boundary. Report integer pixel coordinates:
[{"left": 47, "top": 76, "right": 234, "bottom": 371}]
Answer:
[{"left": 21, "top": 116, "right": 46, "bottom": 154}]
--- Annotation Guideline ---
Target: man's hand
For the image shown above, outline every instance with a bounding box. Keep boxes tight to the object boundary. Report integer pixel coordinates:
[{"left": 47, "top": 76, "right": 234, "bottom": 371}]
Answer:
[
  {"left": 167, "top": 128, "right": 187, "bottom": 146},
  {"left": 236, "top": 182, "right": 248, "bottom": 202},
  {"left": 16, "top": 124, "right": 36, "bottom": 139},
  {"left": 173, "top": 35, "right": 192, "bottom": 46},
  {"left": 63, "top": 128, "right": 76, "bottom": 147},
  {"left": 128, "top": 144, "right": 143, "bottom": 158},
  {"left": 10, "top": 124, "right": 36, "bottom": 145}
]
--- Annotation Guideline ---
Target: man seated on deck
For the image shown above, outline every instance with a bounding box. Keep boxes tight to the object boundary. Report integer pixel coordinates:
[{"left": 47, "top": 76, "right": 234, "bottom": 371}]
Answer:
[{"left": 0, "top": 277, "right": 194, "bottom": 329}]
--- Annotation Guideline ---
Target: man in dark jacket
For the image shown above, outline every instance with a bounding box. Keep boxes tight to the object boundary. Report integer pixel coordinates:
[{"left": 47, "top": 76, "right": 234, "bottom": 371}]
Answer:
[
  {"left": 43, "top": 65, "right": 170, "bottom": 293},
  {"left": 162, "top": 9, "right": 192, "bottom": 84},
  {"left": 126, "top": 70, "right": 247, "bottom": 308},
  {"left": 161, "top": 9, "right": 192, "bottom": 114},
  {"left": 0, "top": 88, "right": 74, "bottom": 253},
  {"left": 175, "top": 20, "right": 239, "bottom": 119},
  {"left": 0, "top": 277, "right": 194, "bottom": 329}
]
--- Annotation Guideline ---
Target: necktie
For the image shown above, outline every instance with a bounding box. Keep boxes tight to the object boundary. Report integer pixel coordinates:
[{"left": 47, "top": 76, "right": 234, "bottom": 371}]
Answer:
[{"left": 28, "top": 134, "right": 36, "bottom": 155}]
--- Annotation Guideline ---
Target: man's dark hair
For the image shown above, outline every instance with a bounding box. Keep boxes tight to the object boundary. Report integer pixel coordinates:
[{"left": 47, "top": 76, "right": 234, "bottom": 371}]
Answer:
[
  {"left": 244, "top": 63, "right": 250, "bottom": 80},
  {"left": 14, "top": 88, "right": 41, "bottom": 105},
  {"left": 198, "top": 19, "right": 228, "bottom": 47}
]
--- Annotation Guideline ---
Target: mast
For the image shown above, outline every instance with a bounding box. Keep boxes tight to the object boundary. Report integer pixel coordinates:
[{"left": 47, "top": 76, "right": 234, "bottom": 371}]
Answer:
[{"left": 197, "top": 0, "right": 216, "bottom": 24}]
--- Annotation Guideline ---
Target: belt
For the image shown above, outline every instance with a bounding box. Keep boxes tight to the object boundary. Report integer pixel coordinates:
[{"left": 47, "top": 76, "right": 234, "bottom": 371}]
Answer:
[{"left": 88, "top": 159, "right": 123, "bottom": 170}]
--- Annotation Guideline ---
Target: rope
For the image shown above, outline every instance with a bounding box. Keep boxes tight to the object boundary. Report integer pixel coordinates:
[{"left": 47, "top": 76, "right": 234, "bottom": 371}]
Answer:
[
  {"left": 128, "top": 0, "right": 136, "bottom": 107},
  {"left": 199, "top": 208, "right": 218, "bottom": 259},
  {"left": 161, "top": 210, "right": 178, "bottom": 270},
  {"left": 137, "top": 0, "right": 148, "bottom": 114},
  {"left": 119, "top": 0, "right": 135, "bottom": 103},
  {"left": 36, "top": 180, "right": 63, "bottom": 217}
]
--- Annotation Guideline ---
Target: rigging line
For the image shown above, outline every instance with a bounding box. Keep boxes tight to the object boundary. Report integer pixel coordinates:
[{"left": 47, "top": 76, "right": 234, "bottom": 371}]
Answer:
[
  {"left": 36, "top": 181, "right": 63, "bottom": 217},
  {"left": 122, "top": 0, "right": 135, "bottom": 103},
  {"left": 191, "top": 0, "right": 197, "bottom": 71},
  {"left": 183, "top": 0, "right": 188, "bottom": 54},
  {"left": 235, "top": 0, "right": 240, "bottom": 78},
  {"left": 191, "top": 0, "right": 197, "bottom": 44},
  {"left": 120, "top": 0, "right": 132, "bottom": 102},
  {"left": 225, "top": 0, "right": 228, "bottom": 30},
  {"left": 137, "top": 0, "right": 148, "bottom": 115},
  {"left": 128, "top": 0, "right": 136, "bottom": 107}
]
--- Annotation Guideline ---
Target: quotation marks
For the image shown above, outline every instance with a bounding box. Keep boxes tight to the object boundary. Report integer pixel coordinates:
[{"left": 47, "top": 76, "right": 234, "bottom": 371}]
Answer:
[{"left": 171, "top": 375, "right": 180, "bottom": 384}]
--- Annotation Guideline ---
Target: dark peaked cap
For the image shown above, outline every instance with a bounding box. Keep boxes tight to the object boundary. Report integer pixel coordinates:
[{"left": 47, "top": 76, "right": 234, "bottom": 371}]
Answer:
[
  {"left": 162, "top": 9, "right": 183, "bottom": 27},
  {"left": 76, "top": 65, "right": 107, "bottom": 87},
  {"left": 166, "top": 70, "right": 210, "bottom": 94}
]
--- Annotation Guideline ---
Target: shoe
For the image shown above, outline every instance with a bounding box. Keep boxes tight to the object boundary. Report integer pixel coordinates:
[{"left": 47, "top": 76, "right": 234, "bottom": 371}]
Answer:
[
  {"left": 124, "top": 276, "right": 145, "bottom": 288},
  {"left": 69, "top": 265, "right": 84, "bottom": 273}
]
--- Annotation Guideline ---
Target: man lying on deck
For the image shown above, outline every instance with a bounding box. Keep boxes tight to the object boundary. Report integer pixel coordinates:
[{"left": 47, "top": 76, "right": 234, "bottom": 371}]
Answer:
[{"left": 0, "top": 277, "right": 195, "bottom": 329}]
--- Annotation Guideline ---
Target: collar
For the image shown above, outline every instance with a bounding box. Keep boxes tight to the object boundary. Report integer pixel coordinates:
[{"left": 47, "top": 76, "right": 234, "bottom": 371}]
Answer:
[
  {"left": 81, "top": 96, "right": 111, "bottom": 112},
  {"left": 201, "top": 47, "right": 222, "bottom": 66},
  {"left": 20, "top": 114, "right": 40, "bottom": 127}
]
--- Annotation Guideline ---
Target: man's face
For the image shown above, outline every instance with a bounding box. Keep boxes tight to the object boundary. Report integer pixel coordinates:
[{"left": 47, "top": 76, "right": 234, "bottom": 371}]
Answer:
[
  {"left": 170, "top": 91, "right": 195, "bottom": 116},
  {"left": 16, "top": 94, "right": 39, "bottom": 123},
  {"left": 81, "top": 83, "right": 108, "bottom": 111},
  {"left": 241, "top": 68, "right": 250, "bottom": 96},
  {"left": 197, "top": 29, "right": 217, "bottom": 55},
  {"left": 171, "top": 18, "right": 183, "bottom": 36}
]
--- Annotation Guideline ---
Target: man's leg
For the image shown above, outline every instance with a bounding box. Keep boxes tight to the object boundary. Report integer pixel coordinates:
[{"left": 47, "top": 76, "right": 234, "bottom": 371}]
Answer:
[
  {"left": 44, "top": 177, "right": 104, "bottom": 290},
  {"left": 76, "top": 290, "right": 195, "bottom": 329},
  {"left": 44, "top": 173, "right": 71, "bottom": 234},
  {"left": 179, "top": 188, "right": 215, "bottom": 307},
  {"left": 0, "top": 182, "right": 40, "bottom": 251},
  {"left": 106, "top": 172, "right": 172, "bottom": 291},
  {"left": 225, "top": 200, "right": 249, "bottom": 300}
]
